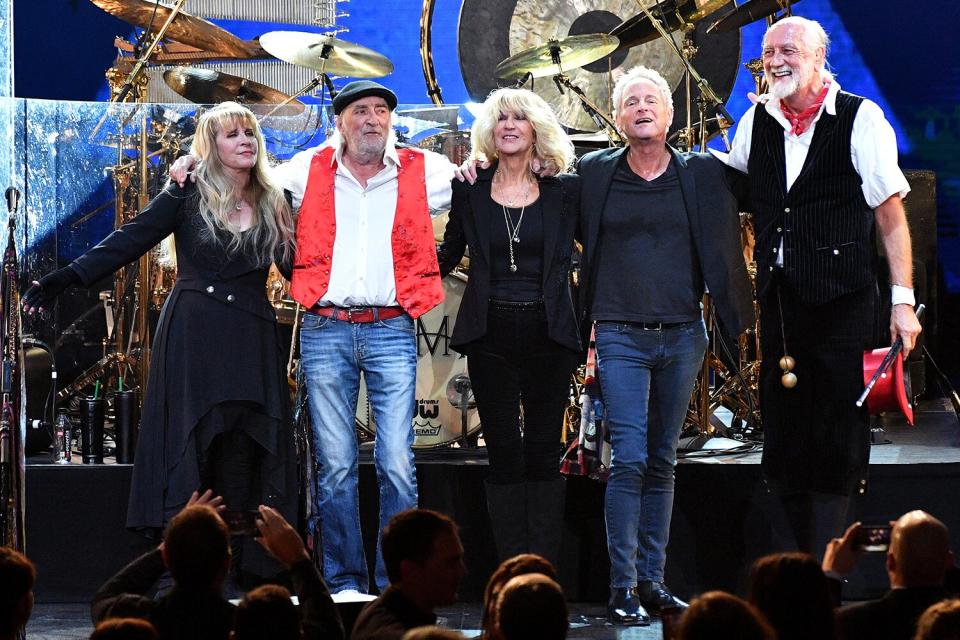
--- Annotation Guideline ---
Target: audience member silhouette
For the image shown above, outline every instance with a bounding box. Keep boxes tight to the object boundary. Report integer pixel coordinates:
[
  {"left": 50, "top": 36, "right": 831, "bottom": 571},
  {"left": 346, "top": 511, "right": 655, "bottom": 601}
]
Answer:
[
  {"left": 913, "top": 599, "right": 960, "bottom": 640},
  {"left": 232, "top": 585, "right": 298, "bottom": 640},
  {"left": 494, "top": 573, "right": 568, "bottom": 640},
  {"left": 676, "top": 591, "right": 775, "bottom": 640},
  {"left": 749, "top": 552, "right": 837, "bottom": 640},
  {"left": 480, "top": 554, "right": 556, "bottom": 639},
  {"left": 0, "top": 546, "right": 35, "bottom": 640},
  {"left": 92, "top": 491, "right": 342, "bottom": 640},
  {"left": 90, "top": 618, "right": 159, "bottom": 640},
  {"left": 825, "top": 511, "right": 955, "bottom": 640},
  {"left": 352, "top": 509, "right": 466, "bottom": 640}
]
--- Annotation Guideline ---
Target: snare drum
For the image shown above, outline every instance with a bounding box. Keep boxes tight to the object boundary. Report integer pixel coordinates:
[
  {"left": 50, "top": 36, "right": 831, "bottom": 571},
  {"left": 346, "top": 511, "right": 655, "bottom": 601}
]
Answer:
[{"left": 355, "top": 275, "right": 481, "bottom": 448}]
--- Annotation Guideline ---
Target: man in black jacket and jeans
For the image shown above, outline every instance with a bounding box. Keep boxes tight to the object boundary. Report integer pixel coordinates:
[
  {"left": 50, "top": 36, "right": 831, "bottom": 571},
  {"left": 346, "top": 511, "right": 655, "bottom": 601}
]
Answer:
[{"left": 576, "top": 66, "right": 754, "bottom": 626}]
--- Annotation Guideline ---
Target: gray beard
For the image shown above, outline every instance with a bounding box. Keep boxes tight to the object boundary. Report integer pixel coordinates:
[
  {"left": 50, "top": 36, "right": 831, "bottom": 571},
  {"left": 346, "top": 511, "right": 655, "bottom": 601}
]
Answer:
[
  {"left": 356, "top": 135, "right": 387, "bottom": 158},
  {"left": 768, "top": 73, "right": 801, "bottom": 99}
]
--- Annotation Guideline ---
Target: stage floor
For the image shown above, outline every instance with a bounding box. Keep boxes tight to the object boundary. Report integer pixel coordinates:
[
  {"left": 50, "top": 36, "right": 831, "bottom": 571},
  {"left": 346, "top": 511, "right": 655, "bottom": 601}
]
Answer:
[
  {"left": 23, "top": 601, "right": 737, "bottom": 640},
  {"left": 21, "top": 399, "right": 960, "bottom": 638}
]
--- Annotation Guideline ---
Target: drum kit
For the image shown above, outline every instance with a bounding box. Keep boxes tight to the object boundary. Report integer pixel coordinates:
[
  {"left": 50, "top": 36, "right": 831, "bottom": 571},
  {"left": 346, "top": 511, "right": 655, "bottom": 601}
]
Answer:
[{"left": 49, "top": 0, "right": 798, "bottom": 453}]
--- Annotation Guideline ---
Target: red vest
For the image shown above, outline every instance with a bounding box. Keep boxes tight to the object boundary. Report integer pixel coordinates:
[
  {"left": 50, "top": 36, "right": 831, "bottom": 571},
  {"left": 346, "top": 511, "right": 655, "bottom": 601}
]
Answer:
[{"left": 290, "top": 146, "right": 444, "bottom": 319}]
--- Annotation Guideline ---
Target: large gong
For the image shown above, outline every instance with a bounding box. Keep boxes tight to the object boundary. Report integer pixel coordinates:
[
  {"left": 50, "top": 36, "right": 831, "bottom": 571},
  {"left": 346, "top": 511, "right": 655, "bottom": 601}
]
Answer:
[{"left": 458, "top": 0, "right": 741, "bottom": 133}]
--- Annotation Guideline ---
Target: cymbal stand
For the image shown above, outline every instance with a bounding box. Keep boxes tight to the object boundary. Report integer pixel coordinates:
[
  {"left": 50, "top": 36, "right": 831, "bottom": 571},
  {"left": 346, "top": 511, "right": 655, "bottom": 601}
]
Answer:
[
  {"left": 90, "top": 0, "right": 188, "bottom": 141},
  {"left": 262, "top": 45, "right": 335, "bottom": 121},
  {"left": 632, "top": 0, "right": 735, "bottom": 135},
  {"left": 552, "top": 74, "right": 623, "bottom": 144}
]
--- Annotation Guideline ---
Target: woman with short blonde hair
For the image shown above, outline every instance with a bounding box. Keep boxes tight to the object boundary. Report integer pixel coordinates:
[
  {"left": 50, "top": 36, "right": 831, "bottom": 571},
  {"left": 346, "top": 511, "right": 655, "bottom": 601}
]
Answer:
[{"left": 438, "top": 87, "right": 581, "bottom": 569}]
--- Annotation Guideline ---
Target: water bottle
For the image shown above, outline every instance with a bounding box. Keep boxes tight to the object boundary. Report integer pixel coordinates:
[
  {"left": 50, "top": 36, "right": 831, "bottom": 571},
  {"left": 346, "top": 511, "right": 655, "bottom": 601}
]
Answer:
[{"left": 53, "top": 409, "right": 71, "bottom": 464}]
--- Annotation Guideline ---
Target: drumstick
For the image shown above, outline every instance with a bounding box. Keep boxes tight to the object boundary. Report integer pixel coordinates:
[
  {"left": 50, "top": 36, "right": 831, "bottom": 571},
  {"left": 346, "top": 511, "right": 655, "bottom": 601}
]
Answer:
[{"left": 856, "top": 304, "right": 924, "bottom": 407}]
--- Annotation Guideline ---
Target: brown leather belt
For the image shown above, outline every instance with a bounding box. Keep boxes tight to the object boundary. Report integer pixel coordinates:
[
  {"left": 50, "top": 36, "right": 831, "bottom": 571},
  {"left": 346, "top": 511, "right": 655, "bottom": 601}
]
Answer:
[{"left": 308, "top": 305, "right": 405, "bottom": 323}]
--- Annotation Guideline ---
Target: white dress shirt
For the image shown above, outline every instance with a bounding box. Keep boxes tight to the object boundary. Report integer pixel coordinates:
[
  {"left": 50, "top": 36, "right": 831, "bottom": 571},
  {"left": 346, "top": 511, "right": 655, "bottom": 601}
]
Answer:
[{"left": 272, "top": 132, "right": 456, "bottom": 307}]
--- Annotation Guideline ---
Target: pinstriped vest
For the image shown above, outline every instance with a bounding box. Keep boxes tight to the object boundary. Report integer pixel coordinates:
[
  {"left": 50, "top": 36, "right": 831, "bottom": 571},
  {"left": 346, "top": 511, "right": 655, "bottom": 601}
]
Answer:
[{"left": 749, "top": 92, "right": 876, "bottom": 305}]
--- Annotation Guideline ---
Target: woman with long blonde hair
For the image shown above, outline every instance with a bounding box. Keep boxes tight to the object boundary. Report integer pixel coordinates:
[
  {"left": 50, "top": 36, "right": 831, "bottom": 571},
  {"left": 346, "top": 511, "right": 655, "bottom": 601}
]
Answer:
[
  {"left": 437, "top": 88, "right": 581, "bottom": 568},
  {"left": 24, "top": 102, "right": 297, "bottom": 582}
]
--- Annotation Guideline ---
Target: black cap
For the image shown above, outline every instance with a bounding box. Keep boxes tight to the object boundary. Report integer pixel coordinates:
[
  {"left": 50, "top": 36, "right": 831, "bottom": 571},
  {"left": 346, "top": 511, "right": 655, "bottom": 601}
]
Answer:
[{"left": 332, "top": 80, "right": 398, "bottom": 115}]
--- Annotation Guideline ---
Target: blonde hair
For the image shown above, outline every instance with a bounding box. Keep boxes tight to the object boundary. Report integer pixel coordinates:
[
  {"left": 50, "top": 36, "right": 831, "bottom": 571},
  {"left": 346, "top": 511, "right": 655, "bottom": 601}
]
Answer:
[
  {"left": 189, "top": 102, "right": 294, "bottom": 267},
  {"left": 470, "top": 88, "right": 575, "bottom": 173}
]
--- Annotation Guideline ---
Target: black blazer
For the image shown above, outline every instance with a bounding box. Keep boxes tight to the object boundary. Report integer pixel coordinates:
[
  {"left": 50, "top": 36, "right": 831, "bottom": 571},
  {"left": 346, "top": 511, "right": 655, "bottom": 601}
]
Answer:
[
  {"left": 437, "top": 164, "right": 582, "bottom": 353},
  {"left": 575, "top": 146, "right": 755, "bottom": 340}
]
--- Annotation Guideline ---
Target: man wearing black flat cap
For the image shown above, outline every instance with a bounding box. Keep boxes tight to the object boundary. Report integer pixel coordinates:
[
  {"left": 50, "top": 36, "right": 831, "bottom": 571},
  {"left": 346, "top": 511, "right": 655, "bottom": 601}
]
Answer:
[
  {"left": 277, "top": 80, "right": 457, "bottom": 595},
  {"left": 172, "top": 80, "right": 458, "bottom": 595}
]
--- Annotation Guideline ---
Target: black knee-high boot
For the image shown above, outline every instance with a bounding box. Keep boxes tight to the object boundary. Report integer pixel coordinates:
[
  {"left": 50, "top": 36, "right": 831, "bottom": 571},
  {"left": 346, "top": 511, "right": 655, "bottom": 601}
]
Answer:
[
  {"left": 485, "top": 480, "right": 529, "bottom": 561},
  {"left": 526, "top": 478, "right": 566, "bottom": 570}
]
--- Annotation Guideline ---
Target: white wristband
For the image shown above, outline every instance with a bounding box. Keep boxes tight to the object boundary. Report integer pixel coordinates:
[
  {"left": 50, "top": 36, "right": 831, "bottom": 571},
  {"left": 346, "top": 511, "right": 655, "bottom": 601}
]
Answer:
[{"left": 891, "top": 285, "right": 915, "bottom": 307}]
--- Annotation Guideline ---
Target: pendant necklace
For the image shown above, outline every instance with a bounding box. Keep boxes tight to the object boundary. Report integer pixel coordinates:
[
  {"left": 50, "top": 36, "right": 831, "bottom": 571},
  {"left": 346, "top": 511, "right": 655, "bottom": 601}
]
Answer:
[{"left": 496, "top": 172, "right": 531, "bottom": 273}]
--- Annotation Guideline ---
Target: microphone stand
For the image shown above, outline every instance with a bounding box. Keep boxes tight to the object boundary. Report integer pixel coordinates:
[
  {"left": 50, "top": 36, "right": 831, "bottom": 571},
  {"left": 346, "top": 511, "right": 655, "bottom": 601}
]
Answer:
[{"left": 0, "top": 187, "right": 24, "bottom": 550}]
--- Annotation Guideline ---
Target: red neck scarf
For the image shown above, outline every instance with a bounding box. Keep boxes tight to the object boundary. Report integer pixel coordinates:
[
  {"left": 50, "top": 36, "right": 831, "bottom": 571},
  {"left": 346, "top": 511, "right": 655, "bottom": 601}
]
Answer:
[{"left": 780, "top": 79, "right": 831, "bottom": 136}]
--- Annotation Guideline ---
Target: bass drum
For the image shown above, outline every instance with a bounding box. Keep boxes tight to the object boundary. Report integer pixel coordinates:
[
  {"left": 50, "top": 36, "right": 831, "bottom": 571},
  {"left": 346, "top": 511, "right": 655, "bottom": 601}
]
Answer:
[{"left": 356, "top": 274, "right": 481, "bottom": 448}]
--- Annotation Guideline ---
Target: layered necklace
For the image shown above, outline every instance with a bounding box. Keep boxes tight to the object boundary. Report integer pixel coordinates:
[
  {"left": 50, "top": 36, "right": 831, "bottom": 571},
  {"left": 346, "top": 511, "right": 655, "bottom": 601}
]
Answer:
[{"left": 495, "top": 169, "right": 533, "bottom": 273}]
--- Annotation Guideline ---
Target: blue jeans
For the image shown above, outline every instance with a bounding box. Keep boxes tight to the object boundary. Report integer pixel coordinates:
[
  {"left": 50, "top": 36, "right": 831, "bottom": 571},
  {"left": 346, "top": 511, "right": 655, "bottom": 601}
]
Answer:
[
  {"left": 299, "top": 311, "right": 419, "bottom": 593},
  {"left": 596, "top": 320, "right": 708, "bottom": 588}
]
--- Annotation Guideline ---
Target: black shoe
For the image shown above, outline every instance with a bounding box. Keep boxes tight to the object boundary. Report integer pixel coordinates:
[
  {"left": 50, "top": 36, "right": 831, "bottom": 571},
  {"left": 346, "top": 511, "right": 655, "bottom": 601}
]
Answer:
[
  {"left": 607, "top": 587, "right": 651, "bottom": 626},
  {"left": 636, "top": 581, "right": 689, "bottom": 615}
]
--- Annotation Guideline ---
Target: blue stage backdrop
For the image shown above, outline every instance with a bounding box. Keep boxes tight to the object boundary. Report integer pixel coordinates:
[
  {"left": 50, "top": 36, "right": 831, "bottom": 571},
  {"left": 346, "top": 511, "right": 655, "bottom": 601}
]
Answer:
[{"left": 11, "top": 0, "right": 960, "bottom": 291}]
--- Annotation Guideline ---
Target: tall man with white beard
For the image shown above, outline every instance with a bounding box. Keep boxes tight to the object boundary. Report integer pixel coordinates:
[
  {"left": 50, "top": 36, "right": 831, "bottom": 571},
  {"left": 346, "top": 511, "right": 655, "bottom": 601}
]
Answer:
[{"left": 724, "top": 16, "right": 922, "bottom": 555}]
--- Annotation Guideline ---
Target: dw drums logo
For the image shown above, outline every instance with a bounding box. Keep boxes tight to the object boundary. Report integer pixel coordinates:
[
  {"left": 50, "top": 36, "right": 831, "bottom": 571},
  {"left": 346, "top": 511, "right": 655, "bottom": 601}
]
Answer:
[{"left": 412, "top": 312, "right": 453, "bottom": 438}]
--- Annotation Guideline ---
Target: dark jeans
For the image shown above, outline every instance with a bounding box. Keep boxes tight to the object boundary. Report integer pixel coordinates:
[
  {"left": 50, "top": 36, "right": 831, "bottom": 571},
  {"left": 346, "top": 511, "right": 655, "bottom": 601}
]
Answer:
[
  {"left": 467, "top": 301, "right": 580, "bottom": 485},
  {"left": 595, "top": 319, "right": 708, "bottom": 587}
]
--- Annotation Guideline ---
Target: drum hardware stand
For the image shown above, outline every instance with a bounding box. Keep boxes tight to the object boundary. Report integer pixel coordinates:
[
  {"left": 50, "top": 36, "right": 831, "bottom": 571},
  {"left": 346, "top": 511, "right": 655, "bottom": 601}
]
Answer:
[
  {"left": 64, "top": 42, "right": 169, "bottom": 405},
  {"left": 552, "top": 73, "right": 624, "bottom": 145},
  {"left": 633, "top": 0, "right": 735, "bottom": 150},
  {"left": 89, "top": 0, "right": 188, "bottom": 141},
  {"left": 261, "top": 71, "right": 329, "bottom": 120},
  {"left": 447, "top": 374, "right": 476, "bottom": 449}
]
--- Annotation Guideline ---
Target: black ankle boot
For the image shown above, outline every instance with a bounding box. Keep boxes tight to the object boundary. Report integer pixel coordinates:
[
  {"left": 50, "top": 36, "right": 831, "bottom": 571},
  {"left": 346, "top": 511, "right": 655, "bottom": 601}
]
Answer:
[
  {"left": 636, "top": 581, "right": 688, "bottom": 615},
  {"left": 608, "top": 587, "right": 650, "bottom": 625}
]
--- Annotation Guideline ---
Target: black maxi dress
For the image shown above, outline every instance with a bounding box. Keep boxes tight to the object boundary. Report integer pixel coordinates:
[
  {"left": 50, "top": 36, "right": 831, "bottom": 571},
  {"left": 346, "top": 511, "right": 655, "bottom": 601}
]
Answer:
[{"left": 69, "top": 181, "right": 296, "bottom": 541}]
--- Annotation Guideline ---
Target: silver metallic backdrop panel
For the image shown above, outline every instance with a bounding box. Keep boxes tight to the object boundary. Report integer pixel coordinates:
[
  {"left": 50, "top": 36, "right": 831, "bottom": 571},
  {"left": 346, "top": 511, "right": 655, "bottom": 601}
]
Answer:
[{"left": 184, "top": 0, "right": 344, "bottom": 27}]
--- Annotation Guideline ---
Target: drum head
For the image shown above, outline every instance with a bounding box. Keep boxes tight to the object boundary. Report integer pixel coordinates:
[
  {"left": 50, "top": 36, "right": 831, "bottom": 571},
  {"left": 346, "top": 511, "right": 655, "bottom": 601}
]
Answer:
[
  {"left": 356, "top": 276, "right": 481, "bottom": 448},
  {"left": 458, "top": 0, "right": 740, "bottom": 133}
]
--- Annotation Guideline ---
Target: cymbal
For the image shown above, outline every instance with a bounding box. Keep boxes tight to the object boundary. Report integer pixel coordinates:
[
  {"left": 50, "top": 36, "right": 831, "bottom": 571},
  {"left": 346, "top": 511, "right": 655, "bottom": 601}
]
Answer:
[
  {"left": 458, "top": 0, "right": 740, "bottom": 133},
  {"left": 494, "top": 34, "right": 620, "bottom": 80},
  {"left": 89, "top": 0, "right": 256, "bottom": 58},
  {"left": 258, "top": 31, "right": 393, "bottom": 78},
  {"left": 163, "top": 67, "right": 304, "bottom": 114},
  {"left": 708, "top": 0, "right": 801, "bottom": 33},
  {"left": 610, "top": 0, "right": 728, "bottom": 50}
]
